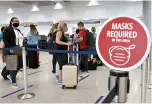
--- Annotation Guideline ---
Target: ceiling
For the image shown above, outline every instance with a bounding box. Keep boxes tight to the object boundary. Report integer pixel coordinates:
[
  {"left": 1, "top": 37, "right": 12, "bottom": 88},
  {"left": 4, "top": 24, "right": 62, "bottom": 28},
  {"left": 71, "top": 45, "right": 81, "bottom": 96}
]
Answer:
[
  {"left": 0, "top": 0, "right": 70, "bottom": 8},
  {"left": 18, "top": 1, "right": 56, "bottom": 6},
  {"left": 0, "top": 0, "right": 138, "bottom": 8}
]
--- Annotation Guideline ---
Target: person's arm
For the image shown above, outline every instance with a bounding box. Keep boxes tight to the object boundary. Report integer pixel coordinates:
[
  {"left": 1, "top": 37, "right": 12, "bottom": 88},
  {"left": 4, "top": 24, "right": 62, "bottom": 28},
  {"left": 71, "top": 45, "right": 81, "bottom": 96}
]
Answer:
[
  {"left": 3, "top": 28, "right": 11, "bottom": 48},
  {"left": 77, "top": 31, "right": 85, "bottom": 43},
  {"left": 56, "top": 31, "right": 70, "bottom": 46}
]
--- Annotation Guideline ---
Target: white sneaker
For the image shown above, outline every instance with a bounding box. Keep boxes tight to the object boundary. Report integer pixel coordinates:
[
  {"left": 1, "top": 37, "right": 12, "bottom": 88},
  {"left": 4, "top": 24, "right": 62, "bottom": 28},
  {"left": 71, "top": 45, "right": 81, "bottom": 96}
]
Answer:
[
  {"left": 7, "top": 75, "right": 12, "bottom": 83},
  {"left": 12, "top": 83, "right": 19, "bottom": 89}
]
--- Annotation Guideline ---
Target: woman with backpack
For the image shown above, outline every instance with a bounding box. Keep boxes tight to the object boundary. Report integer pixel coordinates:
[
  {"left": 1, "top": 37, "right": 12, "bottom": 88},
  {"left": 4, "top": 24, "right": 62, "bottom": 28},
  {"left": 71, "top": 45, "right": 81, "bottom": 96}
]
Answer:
[{"left": 48, "top": 21, "right": 58, "bottom": 74}]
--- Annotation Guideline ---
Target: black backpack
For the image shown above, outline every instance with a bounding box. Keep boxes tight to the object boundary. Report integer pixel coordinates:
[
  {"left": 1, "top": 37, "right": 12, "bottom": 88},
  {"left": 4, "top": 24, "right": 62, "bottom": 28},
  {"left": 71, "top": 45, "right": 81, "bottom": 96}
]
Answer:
[
  {"left": 81, "top": 30, "right": 95, "bottom": 47},
  {"left": 47, "top": 31, "right": 57, "bottom": 54}
]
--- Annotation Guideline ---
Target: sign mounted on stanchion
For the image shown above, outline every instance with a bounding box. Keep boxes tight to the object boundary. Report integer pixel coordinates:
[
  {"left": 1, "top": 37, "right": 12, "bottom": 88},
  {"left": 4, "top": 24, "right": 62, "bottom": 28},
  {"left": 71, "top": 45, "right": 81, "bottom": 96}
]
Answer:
[{"left": 96, "top": 16, "right": 151, "bottom": 71}]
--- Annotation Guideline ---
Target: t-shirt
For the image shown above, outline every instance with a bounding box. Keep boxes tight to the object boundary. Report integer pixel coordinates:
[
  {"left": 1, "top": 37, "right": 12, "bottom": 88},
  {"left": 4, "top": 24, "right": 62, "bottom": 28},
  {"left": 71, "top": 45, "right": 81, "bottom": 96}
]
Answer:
[
  {"left": 79, "top": 28, "right": 88, "bottom": 49},
  {"left": 0, "top": 32, "right": 3, "bottom": 41},
  {"left": 92, "top": 32, "right": 97, "bottom": 39},
  {"left": 13, "top": 29, "right": 24, "bottom": 46}
]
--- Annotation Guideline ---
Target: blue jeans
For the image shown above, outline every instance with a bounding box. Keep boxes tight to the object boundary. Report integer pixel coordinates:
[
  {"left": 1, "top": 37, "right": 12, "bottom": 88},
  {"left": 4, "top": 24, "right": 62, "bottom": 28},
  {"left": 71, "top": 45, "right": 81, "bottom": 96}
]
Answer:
[
  {"left": 5, "top": 50, "right": 23, "bottom": 83},
  {"left": 80, "top": 48, "right": 89, "bottom": 72}
]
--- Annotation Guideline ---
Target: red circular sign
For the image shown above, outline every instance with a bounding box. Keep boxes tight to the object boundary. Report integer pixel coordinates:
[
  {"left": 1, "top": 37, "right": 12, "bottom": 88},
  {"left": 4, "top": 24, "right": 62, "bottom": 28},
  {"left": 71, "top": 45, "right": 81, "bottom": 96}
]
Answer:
[{"left": 96, "top": 16, "right": 151, "bottom": 71}]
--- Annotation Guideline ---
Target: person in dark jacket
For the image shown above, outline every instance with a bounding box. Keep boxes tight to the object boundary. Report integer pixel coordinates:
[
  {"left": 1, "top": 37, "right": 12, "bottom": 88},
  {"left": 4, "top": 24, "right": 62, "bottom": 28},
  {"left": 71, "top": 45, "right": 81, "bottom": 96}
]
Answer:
[
  {"left": 3, "top": 17, "right": 23, "bottom": 88},
  {"left": 48, "top": 21, "right": 58, "bottom": 74}
]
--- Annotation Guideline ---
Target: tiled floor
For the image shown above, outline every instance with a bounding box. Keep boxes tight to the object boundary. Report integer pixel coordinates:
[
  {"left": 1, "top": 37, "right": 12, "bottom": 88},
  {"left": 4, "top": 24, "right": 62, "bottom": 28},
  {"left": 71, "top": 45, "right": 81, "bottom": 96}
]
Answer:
[{"left": 0, "top": 52, "right": 151, "bottom": 103}]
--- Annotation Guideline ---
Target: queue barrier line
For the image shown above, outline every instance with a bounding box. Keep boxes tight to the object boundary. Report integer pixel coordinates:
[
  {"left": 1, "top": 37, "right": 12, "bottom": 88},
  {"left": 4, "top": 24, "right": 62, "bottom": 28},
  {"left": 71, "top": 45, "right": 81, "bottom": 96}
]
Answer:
[
  {"left": 102, "top": 85, "right": 116, "bottom": 103},
  {"left": 0, "top": 46, "right": 96, "bottom": 100},
  {"left": 0, "top": 47, "right": 97, "bottom": 55},
  {"left": 28, "top": 70, "right": 43, "bottom": 76},
  {"left": 95, "top": 96, "right": 104, "bottom": 104},
  {"left": 1, "top": 85, "right": 34, "bottom": 98},
  {"left": 78, "top": 75, "right": 90, "bottom": 82}
]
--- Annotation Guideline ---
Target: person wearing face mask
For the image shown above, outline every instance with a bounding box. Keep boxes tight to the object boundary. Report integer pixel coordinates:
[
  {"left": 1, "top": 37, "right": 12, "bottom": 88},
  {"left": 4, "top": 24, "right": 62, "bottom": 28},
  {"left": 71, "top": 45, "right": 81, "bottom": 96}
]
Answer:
[{"left": 3, "top": 17, "right": 24, "bottom": 88}]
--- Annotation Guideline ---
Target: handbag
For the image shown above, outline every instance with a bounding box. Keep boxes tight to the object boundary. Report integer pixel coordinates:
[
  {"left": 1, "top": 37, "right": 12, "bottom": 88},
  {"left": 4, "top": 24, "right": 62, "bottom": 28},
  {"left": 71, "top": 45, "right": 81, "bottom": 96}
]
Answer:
[
  {"left": 6, "top": 55, "right": 18, "bottom": 70},
  {"left": 12, "top": 45, "right": 22, "bottom": 56}
]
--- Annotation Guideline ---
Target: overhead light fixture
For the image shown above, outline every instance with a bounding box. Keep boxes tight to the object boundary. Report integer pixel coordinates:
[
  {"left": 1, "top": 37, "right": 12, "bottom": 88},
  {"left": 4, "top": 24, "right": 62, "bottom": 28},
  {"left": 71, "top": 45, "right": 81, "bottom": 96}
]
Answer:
[
  {"left": 128, "top": 0, "right": 138, "bottom": 2},
  {"left": 31, "top": 6, "right": 39, "bottom": 11},
  {"left": 54, "top": 2, "right": 64, "bottom": 9},
  {"left": 88, "top": 0, "right": 100, "bottom": 6},
  {"left": 7, "top": 8, "right": 14, "bottom": 14}
]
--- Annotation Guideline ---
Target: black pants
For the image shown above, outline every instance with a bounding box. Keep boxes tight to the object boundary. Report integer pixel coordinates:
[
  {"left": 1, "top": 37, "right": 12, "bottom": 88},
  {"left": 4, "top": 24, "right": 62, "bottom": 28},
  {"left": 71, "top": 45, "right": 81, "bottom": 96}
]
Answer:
[
  {"left": 52, "top": 53, "right": 57, "bottom": 71},
  {"left": 80, "top": 48, "right": 89, "bottom": 72},
  {"left": 27, "top": 45, "right": 39, "bottom": 69},
  {"left": 57, "top": 53, "right": 68, "bottom": 70}
]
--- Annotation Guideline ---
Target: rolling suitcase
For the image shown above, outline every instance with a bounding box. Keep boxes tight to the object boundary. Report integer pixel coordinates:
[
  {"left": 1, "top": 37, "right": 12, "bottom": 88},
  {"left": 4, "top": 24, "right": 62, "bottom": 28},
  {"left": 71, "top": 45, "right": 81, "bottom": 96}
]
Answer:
[{"left": 62, "top": 44, "right": 78, "bottom": 89}]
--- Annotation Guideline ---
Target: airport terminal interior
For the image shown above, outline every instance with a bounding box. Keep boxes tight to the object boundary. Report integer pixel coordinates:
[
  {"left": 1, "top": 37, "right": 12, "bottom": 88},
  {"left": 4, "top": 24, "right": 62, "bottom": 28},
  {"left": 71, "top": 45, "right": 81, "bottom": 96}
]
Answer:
[{"left": 0, "top": 0, "right": 152, "bottom": 103}]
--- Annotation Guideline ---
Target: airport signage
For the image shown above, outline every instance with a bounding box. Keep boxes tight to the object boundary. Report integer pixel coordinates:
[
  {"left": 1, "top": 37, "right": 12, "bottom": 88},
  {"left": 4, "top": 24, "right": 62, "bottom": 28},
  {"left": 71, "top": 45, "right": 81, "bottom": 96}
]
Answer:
[{"left": 96, "top": 16, "right": 151, "bottom": 71}]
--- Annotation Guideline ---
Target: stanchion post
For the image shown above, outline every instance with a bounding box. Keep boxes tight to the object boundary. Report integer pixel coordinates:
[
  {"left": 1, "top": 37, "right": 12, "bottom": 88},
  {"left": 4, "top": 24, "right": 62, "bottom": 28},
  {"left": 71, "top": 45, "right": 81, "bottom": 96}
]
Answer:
[
  {"left": 148, "top": 49, "right": 152, "bottom": 89},
  {"left": 17, "top": 47, "right": 35, "bottom": 100},
  {"left": 141, "top": 58, "right": 148, "bottom": 103},
  {"left": 76, "top": 44, "right": 79, "bottom": 66}
]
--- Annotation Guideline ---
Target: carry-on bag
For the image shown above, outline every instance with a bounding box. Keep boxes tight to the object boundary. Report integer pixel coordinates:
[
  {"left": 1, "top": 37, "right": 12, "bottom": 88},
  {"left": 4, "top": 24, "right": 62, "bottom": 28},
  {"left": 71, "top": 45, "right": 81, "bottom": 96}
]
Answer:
[
  {"left": 62, "top": 44, "right": 78, "bottom": 89},
  {"left": 6, "top": 55, "right": 18, "bottom": 71},
  {"left": 88, "top": 58, "right": 97, "bottom": 70}
]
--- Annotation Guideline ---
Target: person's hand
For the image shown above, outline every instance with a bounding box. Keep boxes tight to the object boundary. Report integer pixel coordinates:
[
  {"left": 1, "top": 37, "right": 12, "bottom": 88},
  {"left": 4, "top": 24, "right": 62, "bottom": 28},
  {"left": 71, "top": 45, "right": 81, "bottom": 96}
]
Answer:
[
  {"left": 66, "top": 42, "right": 72, "bottom": 46},
  {"left": 10, "top": 50, "right": 14, "bottom": 53}
]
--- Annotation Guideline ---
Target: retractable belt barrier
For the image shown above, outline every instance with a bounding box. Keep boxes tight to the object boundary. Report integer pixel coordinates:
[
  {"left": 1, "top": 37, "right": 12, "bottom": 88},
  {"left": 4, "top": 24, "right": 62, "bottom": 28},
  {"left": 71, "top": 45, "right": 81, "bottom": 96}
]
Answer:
[
  {"left": 0, "top": 46, "right": 97, "bottom": 100},
  {"left": 0, "top": 47, "right": 97, "bottom": 55},
  {"left": 102, "top": 85, "right": 117, "bottom": 103}
]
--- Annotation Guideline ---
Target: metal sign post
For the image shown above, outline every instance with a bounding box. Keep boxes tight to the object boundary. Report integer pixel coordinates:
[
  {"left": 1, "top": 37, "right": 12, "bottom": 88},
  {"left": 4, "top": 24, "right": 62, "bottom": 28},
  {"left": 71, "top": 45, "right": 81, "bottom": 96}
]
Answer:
[
  {"left": 148, "top": 49, "right": 152, "bottom": 89},
  {"left": 141, "top": 58, "right": 148, "bottom": 103},
  {"left": 18, "top": 47, "right": 35, "bottom": 100}
]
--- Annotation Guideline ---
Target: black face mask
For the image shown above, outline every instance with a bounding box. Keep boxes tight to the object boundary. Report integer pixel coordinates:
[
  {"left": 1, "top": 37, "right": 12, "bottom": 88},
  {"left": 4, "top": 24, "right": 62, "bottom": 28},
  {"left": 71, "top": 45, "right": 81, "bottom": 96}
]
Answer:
[{"left": 13, "top": 23, "right": 19, "bottom": 27}]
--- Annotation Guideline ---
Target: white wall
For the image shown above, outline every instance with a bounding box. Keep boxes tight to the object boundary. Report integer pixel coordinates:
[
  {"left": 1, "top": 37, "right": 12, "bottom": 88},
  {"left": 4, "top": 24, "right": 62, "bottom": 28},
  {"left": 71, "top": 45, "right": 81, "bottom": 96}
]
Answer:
[
  {"left": 143, "top": 1, "right": 151, "bottom": 35},
  {"left": 0, "top": 1, "right": 143, "bottom": 37}
]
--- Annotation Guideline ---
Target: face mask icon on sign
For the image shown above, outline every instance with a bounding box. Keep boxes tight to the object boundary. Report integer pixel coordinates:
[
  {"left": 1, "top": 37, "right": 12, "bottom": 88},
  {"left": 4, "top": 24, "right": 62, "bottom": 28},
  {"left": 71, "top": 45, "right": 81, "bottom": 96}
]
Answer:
[{"left": 109, "top": 44, "right": 135, "bottom": 66}]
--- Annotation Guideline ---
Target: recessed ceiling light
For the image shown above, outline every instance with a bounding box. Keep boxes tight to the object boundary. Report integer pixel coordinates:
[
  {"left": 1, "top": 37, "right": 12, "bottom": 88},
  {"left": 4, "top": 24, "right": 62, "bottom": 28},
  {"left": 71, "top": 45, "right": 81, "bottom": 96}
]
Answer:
[
  {"left": 128, "top": 0, "right": 138, "bottom": 2},
  {"left": 7, "top": 8, "right": 14, "bottom": 14},
  {"left": 88, "top": 0, "right": 100, "bottom": 6},
  {"left": 31, "top": 6, "right": 40, "bottom": 11},
  {"left": 54, "top": 2, "right": 64, "bottom": 9}
]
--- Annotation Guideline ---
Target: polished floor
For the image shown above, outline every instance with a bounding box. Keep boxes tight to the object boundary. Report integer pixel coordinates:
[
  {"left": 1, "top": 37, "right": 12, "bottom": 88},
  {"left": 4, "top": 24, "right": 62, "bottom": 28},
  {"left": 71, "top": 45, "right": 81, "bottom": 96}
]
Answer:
[{"left": 0, "top": 52, "right": 151, "bottom": 103}]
